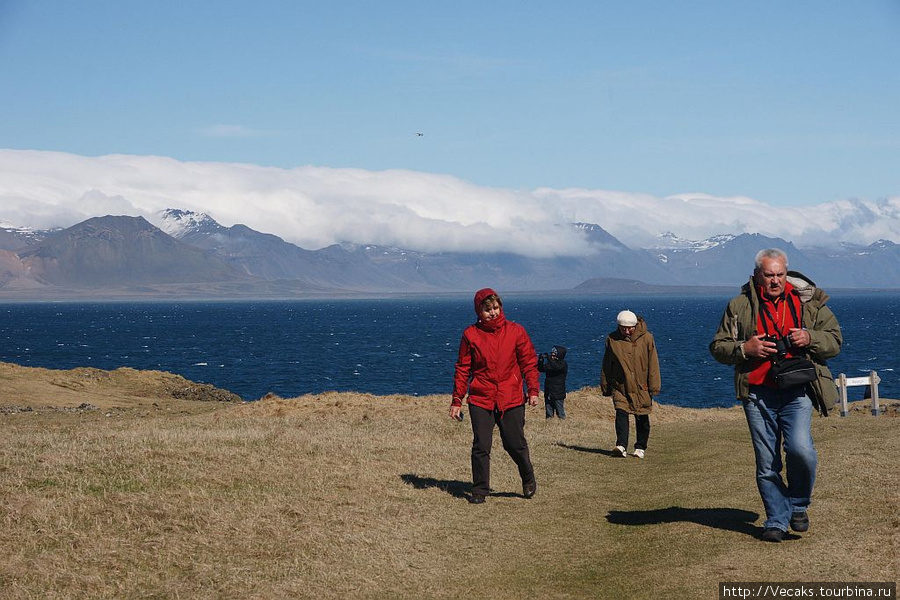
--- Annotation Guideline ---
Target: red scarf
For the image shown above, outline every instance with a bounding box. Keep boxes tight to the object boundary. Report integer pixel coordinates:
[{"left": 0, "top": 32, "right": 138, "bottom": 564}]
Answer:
[{"left": 477, "top": 312, "right": 506, "bottom": 332}]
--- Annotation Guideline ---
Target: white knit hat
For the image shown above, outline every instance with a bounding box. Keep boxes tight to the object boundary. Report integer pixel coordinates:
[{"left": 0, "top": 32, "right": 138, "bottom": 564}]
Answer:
[{"left": 616, "top": 310, "right": 638, "bottom": 327}]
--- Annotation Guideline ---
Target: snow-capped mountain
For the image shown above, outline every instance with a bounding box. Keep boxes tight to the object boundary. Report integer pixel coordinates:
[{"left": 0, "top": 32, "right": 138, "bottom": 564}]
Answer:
[
  {"left": 156, "top": 208, "right": 224, "bottom": 238},
  {"left": 13, "top": 215, "right": 249, "bottom": 287},
  {"left": 652, "top": 232, "right": 737, "bottom": 251},
  {"left": 0, "top": 223, "right": 59, "bottom": 250},
  {"left": 0, "top": 209, "right": 898, "bottom": 298},
  {"left": 148, "top": 210, "right": 676, "bottom": 291}
]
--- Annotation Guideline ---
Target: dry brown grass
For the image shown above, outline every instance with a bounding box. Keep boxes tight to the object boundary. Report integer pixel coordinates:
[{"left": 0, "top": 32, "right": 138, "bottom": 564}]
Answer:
[{"left": 1, "top": 365, "right": 898, "bottom": 599}]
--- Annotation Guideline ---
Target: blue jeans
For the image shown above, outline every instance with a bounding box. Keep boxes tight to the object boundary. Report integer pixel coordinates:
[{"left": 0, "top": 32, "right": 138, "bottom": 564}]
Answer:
[
  {"left": 545, "top": 393, "right": 566, "bottom": 419},
  {"left": 743, "top": 386, "right": 818, "bottom": 531}
]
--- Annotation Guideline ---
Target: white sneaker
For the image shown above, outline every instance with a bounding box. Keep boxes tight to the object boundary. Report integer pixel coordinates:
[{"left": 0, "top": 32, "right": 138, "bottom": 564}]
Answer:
[
  {"left": 632, "top": 449, "right": 645, "bottom": 459},
  {"left": 615, "top": 445, "right": 627, "bottom": 457}
]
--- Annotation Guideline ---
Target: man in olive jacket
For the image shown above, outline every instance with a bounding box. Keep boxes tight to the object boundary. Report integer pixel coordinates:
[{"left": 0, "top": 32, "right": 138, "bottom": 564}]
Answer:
[{"left": 709, "top": 248, "right": 842, "bottom": 543}]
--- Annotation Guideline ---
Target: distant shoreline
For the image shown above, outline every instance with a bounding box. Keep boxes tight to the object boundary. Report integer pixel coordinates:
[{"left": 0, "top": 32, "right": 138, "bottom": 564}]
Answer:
[{"left": 1, "top": 285, "right": 899, "bottom": 302}]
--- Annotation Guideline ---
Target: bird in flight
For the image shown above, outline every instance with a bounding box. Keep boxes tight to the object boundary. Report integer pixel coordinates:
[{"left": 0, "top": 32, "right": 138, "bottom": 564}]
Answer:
[{"left": 415, "top": 132, "right": 424, "bottom": 137}]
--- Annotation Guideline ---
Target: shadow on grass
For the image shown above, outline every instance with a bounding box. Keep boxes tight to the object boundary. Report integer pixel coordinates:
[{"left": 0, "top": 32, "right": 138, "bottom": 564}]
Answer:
[
  {"left": 400, "top": 474, "right": 530, "bottom": 501},
  {"left": 606, "top": 506, "right": 762, "bottom": 537},
  {"left": 556, "top": 442, "right": 621, "bottom": 457},
  {"left": 400, "top": 473, "right": 470, "bottom": 500}
]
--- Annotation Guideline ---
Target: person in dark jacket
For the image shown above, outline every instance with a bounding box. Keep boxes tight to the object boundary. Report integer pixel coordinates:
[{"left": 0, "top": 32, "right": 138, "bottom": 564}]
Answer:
[
  {"left": 538, "top": 346, "right": 568, "bottom": 419},
  {"left": 450, "top": 288, "right": 540, "bottom": 504}
]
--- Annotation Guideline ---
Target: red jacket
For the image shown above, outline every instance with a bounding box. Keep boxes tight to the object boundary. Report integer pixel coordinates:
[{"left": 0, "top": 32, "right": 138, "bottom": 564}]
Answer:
[{"left": 452, "top": 289, "right": 539, "bottom": 412}]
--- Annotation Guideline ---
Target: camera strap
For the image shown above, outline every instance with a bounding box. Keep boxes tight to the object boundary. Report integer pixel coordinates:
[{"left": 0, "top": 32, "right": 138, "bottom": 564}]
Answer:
[{"left": 758, "top": 293, "right": 802, "bottom": 346}]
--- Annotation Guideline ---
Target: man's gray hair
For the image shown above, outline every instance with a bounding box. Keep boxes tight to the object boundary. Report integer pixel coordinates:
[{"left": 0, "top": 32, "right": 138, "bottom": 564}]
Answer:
[{"left": 754, "top": 248, "right": 789, "bottom": 270}]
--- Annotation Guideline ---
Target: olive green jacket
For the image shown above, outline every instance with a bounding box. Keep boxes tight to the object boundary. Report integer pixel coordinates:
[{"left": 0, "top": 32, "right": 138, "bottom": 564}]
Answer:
[
  {"left": 601, "top": 317, "right": 661, "bottom": 415},
  {"left": 708, "top": 271, "right": 842, "bottom": 414}
]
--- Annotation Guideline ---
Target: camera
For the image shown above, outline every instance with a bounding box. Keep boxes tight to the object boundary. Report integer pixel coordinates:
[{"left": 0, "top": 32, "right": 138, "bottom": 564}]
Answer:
[{"left": 762, "top": 334, "right": 793, "bottom": 357}]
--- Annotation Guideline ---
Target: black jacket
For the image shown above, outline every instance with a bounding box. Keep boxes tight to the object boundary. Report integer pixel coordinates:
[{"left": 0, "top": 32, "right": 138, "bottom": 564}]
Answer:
[{"left": 538, "top": 346, "right": 568, "bottom": 399}]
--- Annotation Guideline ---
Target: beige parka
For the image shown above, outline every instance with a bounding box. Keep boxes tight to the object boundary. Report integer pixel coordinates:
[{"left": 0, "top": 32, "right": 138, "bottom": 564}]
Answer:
[{"left": 601, "top": 316, "right": 661, "bottom": 415}]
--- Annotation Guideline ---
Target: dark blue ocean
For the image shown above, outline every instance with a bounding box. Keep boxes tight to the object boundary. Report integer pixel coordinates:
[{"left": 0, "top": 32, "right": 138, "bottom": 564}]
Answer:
[{"left": 1, "top": 294, "right": 896, "bottom": 408}]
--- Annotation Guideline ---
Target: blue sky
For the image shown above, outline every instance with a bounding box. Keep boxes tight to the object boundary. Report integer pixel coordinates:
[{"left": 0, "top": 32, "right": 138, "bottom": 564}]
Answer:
[{"left": 1, "top": 1, "right": 898, "bottom": 211}]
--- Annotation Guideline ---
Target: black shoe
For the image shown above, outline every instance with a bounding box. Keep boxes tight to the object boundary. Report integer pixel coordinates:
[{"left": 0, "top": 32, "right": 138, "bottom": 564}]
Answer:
[
  {"left": 523, "top": 480, "right": 537, "bottom": 499},
  {"left": 468, "top": 494, "right": 486, "bottom": 504},
  {"left": 790, "top": 511, "right": 809, "bottom": 532},
  {"left": 760, "top": 527, "right": 785, "bottom": 543}
]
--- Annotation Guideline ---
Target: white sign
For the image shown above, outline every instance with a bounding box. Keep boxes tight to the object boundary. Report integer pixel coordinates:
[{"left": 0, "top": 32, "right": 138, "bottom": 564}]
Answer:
[{"left": 844, "top": 376, "right": 874, "bottom": 387}]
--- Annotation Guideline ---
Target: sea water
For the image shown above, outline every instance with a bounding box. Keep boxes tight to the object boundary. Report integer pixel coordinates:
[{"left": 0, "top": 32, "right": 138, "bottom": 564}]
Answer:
[{"left": 1, "top": 294, "right": 896, "bottom": 407}]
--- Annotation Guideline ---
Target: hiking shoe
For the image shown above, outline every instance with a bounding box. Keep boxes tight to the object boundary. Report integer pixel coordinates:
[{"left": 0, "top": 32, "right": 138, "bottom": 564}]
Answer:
[
  {"left": 523, "top": 480, "right": 537, "bottom": 499},
  {"left": 790, "top": 511, "right": 809, "bottom": 532},
  {"left": 615, "top": 445, "right": 627, "bottom": 457},
  {"left": 468, "top": 494, "right": 486, "bottom": 504},
  {"left": 760, "top": 527, "right": 785, "bottom": 543},
  {"left": 632, "top": 449, "right": 645, "bottom": 459}
]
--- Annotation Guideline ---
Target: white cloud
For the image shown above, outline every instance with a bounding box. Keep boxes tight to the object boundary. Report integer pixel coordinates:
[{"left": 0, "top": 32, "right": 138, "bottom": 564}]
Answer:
[{"left": 0, "top": 149, "right": 897, "bottom": 255}]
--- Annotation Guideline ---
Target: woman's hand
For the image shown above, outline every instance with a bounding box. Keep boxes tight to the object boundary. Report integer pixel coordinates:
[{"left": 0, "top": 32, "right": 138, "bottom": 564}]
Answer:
[
  {"left": 528, "top": 395, "right": 539, "bottom": 407},
  {"left": 449, "top": 405, "right": 463, "bottom": 420}
]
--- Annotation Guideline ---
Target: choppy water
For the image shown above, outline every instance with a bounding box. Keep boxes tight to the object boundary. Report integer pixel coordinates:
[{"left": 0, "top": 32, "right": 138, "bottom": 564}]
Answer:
[{"left": 1, "top": 294, "right": 896, "bottom": 407}]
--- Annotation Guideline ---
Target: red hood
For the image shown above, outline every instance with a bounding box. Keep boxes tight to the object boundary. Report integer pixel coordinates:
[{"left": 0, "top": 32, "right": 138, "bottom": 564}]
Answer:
[
  {"left": 473, "top": 287, "right": 506, "bottom": 332},
  {"left": 474, "top": 288, "right": 497, "bottom": 313}
]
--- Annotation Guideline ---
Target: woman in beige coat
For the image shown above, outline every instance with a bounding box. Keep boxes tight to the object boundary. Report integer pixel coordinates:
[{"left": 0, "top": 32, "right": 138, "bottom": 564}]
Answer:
[{"left": 600, "top": 310, "right": 661, "bottom": 458}]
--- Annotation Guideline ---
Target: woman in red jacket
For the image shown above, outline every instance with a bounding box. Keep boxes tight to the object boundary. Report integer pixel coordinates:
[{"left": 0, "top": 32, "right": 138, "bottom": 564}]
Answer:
[{"left": 450, "top": 288, "right": 540, "bottom": 504}]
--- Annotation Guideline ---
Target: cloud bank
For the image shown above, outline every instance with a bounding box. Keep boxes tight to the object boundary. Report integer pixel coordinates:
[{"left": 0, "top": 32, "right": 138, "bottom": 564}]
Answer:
[{"left": 1, "top": 149, "right": 897, "bottom": 256}]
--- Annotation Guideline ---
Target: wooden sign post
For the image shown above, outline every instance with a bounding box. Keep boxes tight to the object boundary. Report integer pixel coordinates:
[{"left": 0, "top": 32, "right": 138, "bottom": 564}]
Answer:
[{"left": 836, "top": 371, "right": 881, "bottom": 417}]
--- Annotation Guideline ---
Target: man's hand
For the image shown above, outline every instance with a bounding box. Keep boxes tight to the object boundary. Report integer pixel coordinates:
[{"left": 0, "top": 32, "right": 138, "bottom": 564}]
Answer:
[
  {"left": 742, "top": 334, "right": 778, "bottom": 359},
  {"left": 787, "top": 327, "right": 811, "bottom": 349}
]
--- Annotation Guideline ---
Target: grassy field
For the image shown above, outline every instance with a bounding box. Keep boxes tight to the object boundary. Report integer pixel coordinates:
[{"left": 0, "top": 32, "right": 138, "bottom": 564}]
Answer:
[{"left": 0, "top": 363, "right": 897, "bottom": 599}]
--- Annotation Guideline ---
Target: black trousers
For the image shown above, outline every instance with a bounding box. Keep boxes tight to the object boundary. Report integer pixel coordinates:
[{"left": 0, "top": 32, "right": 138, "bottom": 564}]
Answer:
[
  {"left": 469, "top": 403, "right": 535, "bottom": 496},
  {"left": 615, "top": 409, "right": 650, "bottom": 450}
]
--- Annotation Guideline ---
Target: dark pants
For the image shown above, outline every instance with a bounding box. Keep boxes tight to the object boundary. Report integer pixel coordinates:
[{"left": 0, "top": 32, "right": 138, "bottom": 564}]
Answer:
[
  {"left": 469, "top": 403, "right": 535, "bottom": 496},
  {"left": 545, "top": 393, "right": 566, "bottom": 419},
  {"left": 615, "top": 409, "right": 650, "bottom": 450}
]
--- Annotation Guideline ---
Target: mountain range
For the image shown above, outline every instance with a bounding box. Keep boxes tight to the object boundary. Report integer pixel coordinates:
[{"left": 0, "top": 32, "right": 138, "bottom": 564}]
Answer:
[{"left": 0, "top": 209, "right": 897, "bottom": 298}]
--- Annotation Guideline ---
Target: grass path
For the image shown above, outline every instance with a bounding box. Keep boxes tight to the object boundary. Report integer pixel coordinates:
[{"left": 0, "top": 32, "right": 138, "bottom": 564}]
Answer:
[{"left": 2, "top": 384, "right": 897, "bottom": 599}]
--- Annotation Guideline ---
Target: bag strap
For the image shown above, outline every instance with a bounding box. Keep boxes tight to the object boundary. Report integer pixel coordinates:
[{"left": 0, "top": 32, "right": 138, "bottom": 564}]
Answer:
[
  {"left": 785, "top": 293, "right": 802, "bottom": 329},
  {"left": 759, "top": 293, "right": 801, "bottom": 337}
]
